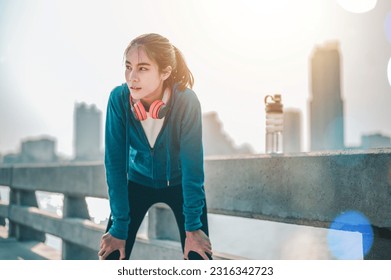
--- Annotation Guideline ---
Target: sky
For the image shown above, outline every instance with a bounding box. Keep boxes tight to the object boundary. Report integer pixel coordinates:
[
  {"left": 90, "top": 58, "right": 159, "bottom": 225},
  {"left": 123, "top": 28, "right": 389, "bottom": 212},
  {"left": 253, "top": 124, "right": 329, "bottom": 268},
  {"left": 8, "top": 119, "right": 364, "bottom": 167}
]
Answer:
[{"left": 1, "top": 0, "right": 391, "bottom": 158}]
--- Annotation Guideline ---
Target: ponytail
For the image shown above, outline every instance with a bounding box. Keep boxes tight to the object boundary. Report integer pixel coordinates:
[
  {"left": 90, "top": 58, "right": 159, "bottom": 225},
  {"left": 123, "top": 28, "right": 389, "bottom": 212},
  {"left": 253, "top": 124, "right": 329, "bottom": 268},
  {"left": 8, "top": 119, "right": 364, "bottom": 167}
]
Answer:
[
  {"left": 170, "top": 46, "right": 194, "bottom": 91},
  {"left": 124, "top": 34, "right": 194, "bottom": 92}
]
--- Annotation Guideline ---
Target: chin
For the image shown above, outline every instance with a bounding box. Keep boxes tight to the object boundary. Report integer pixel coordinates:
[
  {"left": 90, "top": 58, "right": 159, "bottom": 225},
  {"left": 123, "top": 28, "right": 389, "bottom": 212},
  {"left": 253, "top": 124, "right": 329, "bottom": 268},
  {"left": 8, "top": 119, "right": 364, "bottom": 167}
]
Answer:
[{"left": 131, "top": 91, "right": 147, "bottom": 100}]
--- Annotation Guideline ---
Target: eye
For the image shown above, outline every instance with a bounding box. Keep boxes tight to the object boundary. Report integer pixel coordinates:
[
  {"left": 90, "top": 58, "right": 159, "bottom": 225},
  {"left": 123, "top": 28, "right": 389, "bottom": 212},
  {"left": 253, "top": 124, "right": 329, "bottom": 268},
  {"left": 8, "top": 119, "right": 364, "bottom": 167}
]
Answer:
[
  {"left": 139, "top": 67, "right": 148, "bottom": 71},
  {"left": 125, "top": 65, "right": 132, "bottom": 71}
]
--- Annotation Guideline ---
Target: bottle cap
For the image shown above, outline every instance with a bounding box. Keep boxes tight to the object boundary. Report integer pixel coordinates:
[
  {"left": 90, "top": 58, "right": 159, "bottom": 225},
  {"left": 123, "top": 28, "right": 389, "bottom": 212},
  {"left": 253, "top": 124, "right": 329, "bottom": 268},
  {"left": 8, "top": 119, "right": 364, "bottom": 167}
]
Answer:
[{"left": 265, "top": 94, "right": 283, "bottom": 113}]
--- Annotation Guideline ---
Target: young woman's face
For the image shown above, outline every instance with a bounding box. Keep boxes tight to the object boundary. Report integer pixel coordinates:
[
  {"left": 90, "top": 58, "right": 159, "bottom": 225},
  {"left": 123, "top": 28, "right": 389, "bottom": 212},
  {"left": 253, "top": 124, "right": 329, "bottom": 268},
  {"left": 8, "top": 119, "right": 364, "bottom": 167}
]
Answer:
[{"left": 125, "top": 47, "right": 169, "bottom": 102}]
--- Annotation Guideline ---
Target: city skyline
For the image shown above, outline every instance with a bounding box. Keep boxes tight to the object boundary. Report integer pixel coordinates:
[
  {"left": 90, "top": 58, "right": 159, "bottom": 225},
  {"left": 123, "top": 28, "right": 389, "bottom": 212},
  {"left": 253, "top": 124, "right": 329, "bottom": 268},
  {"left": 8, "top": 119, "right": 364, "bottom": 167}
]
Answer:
[
  {"left": 1, "top": 0, "right": 391, "bottom": 156},
  {"left": 2, "top": 102, "right": 389, "bottom": 163}
]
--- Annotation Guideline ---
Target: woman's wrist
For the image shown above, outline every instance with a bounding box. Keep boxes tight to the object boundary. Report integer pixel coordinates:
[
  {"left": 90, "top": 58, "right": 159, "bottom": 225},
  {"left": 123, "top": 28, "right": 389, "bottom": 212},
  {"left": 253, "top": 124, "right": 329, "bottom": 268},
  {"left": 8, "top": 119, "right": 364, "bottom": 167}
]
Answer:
[{"left": 185, "top": 229, "right": 201, "bottom": 237}]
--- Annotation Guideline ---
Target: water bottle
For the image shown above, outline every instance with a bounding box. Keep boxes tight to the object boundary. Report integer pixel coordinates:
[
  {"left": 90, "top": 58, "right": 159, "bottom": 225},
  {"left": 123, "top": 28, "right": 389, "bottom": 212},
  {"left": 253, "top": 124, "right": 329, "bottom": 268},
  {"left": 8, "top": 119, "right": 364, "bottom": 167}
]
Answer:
[{"left": 265, "top": 94, "right": 283, "bottom": 154}]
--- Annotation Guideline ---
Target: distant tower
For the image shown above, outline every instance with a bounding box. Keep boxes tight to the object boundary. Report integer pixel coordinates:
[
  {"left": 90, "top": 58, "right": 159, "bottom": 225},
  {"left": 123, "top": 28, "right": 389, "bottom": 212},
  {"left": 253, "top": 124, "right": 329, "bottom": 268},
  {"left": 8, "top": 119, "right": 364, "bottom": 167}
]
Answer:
[
  {"left": 20, "top": 137, "right": 57, "bottom": 163},
  {"left": 202, "top": 112, "right": 254, "bottom": 155},
  {"left": 283, "top": 108, "right": 302, "bottom": 153},
  {"left": 361, "top": 133, "right": 391, "bottom": 149},
  {"left": 202, "top": 112, "right": 238, "bottom": 156},
  {"left": 309, "top": 41, "right": 345, "bottom": 151},
  {"left": 74, "top": 103, "right": 102, "bottom": 161}
]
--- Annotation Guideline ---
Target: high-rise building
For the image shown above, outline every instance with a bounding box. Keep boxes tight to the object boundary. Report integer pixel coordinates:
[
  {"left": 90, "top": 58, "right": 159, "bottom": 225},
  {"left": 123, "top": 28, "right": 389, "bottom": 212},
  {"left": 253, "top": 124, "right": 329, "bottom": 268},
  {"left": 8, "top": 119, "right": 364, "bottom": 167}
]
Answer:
[
  {"left": 309, "top": 41, "right": 345, "bottom": 151},
  {"left": 202, "top": 112, "right": 237, "bottom": 156},
  {"left": 202, "top": 112, "right": 254, "bottom": 156},
  {"left": 20, "top": 137, "right": 57, "bottom": 163},
  {"left": 74, "top": 103, "right": 102, "bottom": 161},
  {"left": 283, "top": 108, "right": 302, "bottom": 153},
  {"left": 361, "top": 133, "right": 391, "bottom": 149}
]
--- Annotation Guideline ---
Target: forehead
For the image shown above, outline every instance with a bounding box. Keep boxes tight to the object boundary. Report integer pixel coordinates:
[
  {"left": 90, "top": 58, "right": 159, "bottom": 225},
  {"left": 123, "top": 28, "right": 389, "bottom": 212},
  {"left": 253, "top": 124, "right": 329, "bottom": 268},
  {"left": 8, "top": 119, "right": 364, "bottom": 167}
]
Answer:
[{"left": 126, "top": 46, "right": 154, "bottom": 65}]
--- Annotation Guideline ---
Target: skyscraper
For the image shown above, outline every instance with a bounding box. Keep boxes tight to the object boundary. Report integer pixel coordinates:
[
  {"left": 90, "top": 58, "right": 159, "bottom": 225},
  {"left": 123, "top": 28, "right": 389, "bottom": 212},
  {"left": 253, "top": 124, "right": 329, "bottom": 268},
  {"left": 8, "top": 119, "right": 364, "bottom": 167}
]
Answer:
[
  {"left": 361, "top": 133, "right": 391, "bottom": 149},
  {"left": 74, "top": 103, "right": 102, "bottom": 161},
  {"left": 20, "top": 137, "right": 57, "bottom": 163},
  {"left": 202, "top": 112, "right": 254, "bottom": 156},
  {"left": 283, "top": 108, "right": 302, "bottom": 153},
  {"left": 309, "top": 41, "right": 345, "bottom": 151}
]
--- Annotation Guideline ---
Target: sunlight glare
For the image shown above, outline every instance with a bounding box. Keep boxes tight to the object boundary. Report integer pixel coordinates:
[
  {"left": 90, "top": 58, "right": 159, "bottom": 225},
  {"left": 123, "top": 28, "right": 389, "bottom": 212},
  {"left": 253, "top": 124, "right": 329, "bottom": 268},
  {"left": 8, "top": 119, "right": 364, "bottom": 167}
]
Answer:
[
  {"left": 85, "top": 197, "right": 110, "bottom": 225},
  {"left": 336, "top": 0, "right": 377, "bottom": 13}
]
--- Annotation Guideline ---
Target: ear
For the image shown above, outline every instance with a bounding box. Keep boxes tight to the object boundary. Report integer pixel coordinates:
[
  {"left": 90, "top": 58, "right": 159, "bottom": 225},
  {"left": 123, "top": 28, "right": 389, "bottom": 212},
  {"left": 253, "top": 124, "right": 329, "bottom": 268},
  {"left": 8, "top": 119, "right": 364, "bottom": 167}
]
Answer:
[{"left": 161, "top": 66, "right": 172, "bottom": 81}]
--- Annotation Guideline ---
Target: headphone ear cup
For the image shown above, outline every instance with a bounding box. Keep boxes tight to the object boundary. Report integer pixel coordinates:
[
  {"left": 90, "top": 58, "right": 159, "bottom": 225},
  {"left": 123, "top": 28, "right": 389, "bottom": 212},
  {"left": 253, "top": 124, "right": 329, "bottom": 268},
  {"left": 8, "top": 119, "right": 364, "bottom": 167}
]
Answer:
[
  {"left": 150, "top": 100, "right": 167, "bottom": 119},
  {"left": 133, "top": 101, "right": 147, "bottom": 121}
]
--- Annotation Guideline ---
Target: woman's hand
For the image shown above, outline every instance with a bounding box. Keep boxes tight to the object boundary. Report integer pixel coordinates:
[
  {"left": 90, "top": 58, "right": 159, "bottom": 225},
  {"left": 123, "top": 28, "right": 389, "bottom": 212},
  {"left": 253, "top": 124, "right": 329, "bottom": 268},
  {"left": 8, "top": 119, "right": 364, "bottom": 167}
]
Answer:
[
  {"left": 184, "top": 229, "right": 212, "bottom": 260},
  {"left": 98, "top": 232, "right": 126, "bottom": 260}
]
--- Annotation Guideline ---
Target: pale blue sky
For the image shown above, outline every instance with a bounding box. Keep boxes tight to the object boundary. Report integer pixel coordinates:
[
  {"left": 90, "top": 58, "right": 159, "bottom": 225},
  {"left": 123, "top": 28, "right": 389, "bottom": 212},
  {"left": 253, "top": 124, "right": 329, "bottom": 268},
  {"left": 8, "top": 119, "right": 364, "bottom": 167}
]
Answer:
[{"left": 1, "top": 0, "right": 390, "bottom": 157}]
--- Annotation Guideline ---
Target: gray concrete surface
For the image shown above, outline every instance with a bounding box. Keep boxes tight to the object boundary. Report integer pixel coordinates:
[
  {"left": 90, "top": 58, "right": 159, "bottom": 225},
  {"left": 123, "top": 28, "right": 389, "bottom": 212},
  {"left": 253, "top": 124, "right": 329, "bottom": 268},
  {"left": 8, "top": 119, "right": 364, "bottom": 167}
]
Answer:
[
  {"left": 1, "top": 149, "right": 390, "bottom": 259},
  {"left": 0, "top": 226, "right": 60, "bottom": 260}
]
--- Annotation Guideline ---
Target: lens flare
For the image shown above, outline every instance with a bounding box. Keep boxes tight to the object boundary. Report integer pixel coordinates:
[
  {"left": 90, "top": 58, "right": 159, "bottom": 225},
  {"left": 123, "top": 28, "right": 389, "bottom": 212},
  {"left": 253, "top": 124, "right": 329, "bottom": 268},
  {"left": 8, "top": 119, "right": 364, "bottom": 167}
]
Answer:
[
  {"left": 327, "top": 210, "right": 374, "bottom": 259},
  {"left": 336, "top": 0, "right": 377, "bottom": 13}
]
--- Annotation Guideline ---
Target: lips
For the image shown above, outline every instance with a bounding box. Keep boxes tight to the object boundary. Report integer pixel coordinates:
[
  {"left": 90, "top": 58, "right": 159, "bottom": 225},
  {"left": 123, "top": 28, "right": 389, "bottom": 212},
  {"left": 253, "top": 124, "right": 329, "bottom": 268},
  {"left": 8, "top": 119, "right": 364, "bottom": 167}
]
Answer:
[{"left": 130, "top": 86, "right": 141, "bottom": 90}]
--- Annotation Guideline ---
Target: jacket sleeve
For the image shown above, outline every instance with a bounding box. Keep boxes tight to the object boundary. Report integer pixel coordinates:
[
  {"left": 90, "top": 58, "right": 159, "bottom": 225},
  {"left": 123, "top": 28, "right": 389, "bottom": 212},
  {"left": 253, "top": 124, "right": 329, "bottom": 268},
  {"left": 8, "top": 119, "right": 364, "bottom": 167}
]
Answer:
[
  {"left": 179, "top": 91, "right": 206, "bottom": 232},
  {"left": 104, "top": 87, "right": 130, "bottom": 240}
]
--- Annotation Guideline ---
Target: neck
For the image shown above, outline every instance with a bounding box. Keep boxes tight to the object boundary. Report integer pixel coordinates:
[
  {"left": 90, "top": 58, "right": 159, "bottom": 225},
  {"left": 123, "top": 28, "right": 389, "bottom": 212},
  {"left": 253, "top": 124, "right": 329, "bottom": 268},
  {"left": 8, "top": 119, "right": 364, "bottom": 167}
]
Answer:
[{"left": 141, "top": 84, "right": 165, "bottom": 109}]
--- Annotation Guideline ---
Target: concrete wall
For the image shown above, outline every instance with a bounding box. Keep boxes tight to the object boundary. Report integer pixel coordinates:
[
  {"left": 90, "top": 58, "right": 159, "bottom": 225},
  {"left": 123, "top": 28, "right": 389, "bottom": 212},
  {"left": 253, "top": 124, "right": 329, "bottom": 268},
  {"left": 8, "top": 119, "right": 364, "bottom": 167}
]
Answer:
[
  {"left": 0, "top": 149, "right": 390, "bottom": 259},
  {"left": 204, "top": 149, "right": 391, "bottom": 228}
]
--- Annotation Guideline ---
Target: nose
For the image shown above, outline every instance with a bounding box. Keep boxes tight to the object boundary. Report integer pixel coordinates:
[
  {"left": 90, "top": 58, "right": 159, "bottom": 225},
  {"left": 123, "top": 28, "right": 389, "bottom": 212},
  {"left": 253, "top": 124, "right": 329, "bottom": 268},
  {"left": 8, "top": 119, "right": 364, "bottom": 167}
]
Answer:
[{"left": 127, "top": 69, "right": 139, "bottom": 82}]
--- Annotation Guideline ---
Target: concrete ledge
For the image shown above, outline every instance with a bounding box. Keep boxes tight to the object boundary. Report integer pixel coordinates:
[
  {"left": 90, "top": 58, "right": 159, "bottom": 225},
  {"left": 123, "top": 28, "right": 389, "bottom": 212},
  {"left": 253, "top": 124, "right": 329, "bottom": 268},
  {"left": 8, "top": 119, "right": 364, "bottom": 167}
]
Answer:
[
  {"left": 130, "top": 236, "right": 183, "bottom": 260},
  {"left": 7, "top": 206, "right": 237, "bottom": 260},
  {"left": 4, "top": 149, "right": 391, "bottom": 229},
  {"left": 204, "top": 149, "right": 391, "bottom": 228},
  {"left": 0, "top": 226, "right": 60, "bottom": 260},
  {"left": 1, "top": 149, "right": 391, "bottom": 259},
  {"left": 8, "top": 205, "right": 104, "bottom": 251},
  {"left": 131, "top": 236, "right": 242, "bottom": 260},
  {"left": 59, "top": 218, "right": 104, "bottom": 251},
  {"left": 10, "top": 163, "right": 107, "bottom": 198},
  {"left": 0, "top": 239, "right": 61, "bottom": 260}
]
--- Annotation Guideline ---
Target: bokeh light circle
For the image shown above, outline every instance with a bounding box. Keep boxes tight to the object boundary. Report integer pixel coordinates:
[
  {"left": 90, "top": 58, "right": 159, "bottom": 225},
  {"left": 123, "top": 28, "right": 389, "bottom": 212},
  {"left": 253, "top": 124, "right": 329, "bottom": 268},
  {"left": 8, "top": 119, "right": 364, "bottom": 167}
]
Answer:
[
  {"left": 327, "top": 210, "right": 374, "bottom": 259},
  {"left": 336, "top": 0, "right": 377, "bottom": 13}
]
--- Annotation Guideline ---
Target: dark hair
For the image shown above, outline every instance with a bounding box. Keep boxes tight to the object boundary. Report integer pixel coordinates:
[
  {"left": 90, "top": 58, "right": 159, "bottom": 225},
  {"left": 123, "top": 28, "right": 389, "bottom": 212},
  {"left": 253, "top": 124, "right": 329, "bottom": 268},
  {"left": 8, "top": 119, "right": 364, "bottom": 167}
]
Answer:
[{"left": 124, "top": 33, "right": 194, "bottom": 91}]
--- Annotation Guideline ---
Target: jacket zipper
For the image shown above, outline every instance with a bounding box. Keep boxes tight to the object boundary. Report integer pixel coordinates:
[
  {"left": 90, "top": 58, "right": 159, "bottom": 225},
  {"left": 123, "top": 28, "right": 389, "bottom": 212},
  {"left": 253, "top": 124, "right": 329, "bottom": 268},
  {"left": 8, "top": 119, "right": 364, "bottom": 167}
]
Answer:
[
  {"left": 138, "top": 126, "right": 155, "bottom": 181},
  {"left": 149, "top": 110, "right": 172, "bottom": 187},
  {"left": 150, "top": 148, "right": 155, "bottom": 184},
  {"left": 136, "top": 100, "right": 173, "bottom": 187}
]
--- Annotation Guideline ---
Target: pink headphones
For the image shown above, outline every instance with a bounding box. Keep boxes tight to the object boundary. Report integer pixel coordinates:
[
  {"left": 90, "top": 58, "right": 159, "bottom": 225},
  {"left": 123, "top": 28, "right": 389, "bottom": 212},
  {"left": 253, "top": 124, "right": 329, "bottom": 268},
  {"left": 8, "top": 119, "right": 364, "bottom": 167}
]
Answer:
[{"left": 129, "top": 95, "right": 168, "bottom": 121}]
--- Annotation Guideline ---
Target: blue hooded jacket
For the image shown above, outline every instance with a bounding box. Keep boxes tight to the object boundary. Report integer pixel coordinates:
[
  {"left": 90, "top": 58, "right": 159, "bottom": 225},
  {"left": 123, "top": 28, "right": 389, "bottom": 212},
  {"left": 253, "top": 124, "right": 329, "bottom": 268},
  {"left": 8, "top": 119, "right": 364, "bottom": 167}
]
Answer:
[{"left": 105, "top": 83, "right": 205, "bottom": 240}]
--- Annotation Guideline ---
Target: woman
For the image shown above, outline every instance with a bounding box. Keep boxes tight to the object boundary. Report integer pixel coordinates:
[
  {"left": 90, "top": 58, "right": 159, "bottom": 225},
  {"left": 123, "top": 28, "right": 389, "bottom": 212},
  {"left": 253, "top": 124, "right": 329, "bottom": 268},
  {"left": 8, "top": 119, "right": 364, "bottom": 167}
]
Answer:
[{"left": 99, "top": 33, "right": 212, "bottom": 260}]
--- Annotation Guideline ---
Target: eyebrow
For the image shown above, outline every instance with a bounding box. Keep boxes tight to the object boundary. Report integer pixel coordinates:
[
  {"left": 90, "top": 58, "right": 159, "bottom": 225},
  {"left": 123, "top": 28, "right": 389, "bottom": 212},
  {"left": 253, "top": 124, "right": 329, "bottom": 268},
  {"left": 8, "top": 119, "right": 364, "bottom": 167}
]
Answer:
[{"left": 125, "top": 60, "right": 151, "bottom": 67}]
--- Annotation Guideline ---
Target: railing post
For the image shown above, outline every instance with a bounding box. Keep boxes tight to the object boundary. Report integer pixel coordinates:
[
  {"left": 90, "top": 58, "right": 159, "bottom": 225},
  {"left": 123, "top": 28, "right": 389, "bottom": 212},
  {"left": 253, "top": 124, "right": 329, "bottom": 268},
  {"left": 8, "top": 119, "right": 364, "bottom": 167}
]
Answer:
[
  {"left": 9, "top": 189, "right": 45, "bottom": 242},
  {"left": 0, "top": 167, "right": 11, "bottom": 227},
  {"left": 63, "top": 196, "right": 90, "bottom": 219},
  {"left": 62, "top": 195, "right": 97, "bottom": 259},
  {"left": 148, "top": 203, "right": 180, "bottom": 242},
  {"left": 0, "top": 192, "right": 5, "bottom": 226},
  {"left": 365, "top": 226, "right": 391, "bottom": 260}
]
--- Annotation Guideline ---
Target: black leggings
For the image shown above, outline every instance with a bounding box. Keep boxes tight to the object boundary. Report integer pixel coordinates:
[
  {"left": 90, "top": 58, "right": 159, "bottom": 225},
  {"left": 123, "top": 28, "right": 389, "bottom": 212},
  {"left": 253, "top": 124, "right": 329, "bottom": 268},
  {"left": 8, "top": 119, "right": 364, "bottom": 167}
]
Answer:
[{"left": 105, "top": 181, "right": 210, "bottom": 260}]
